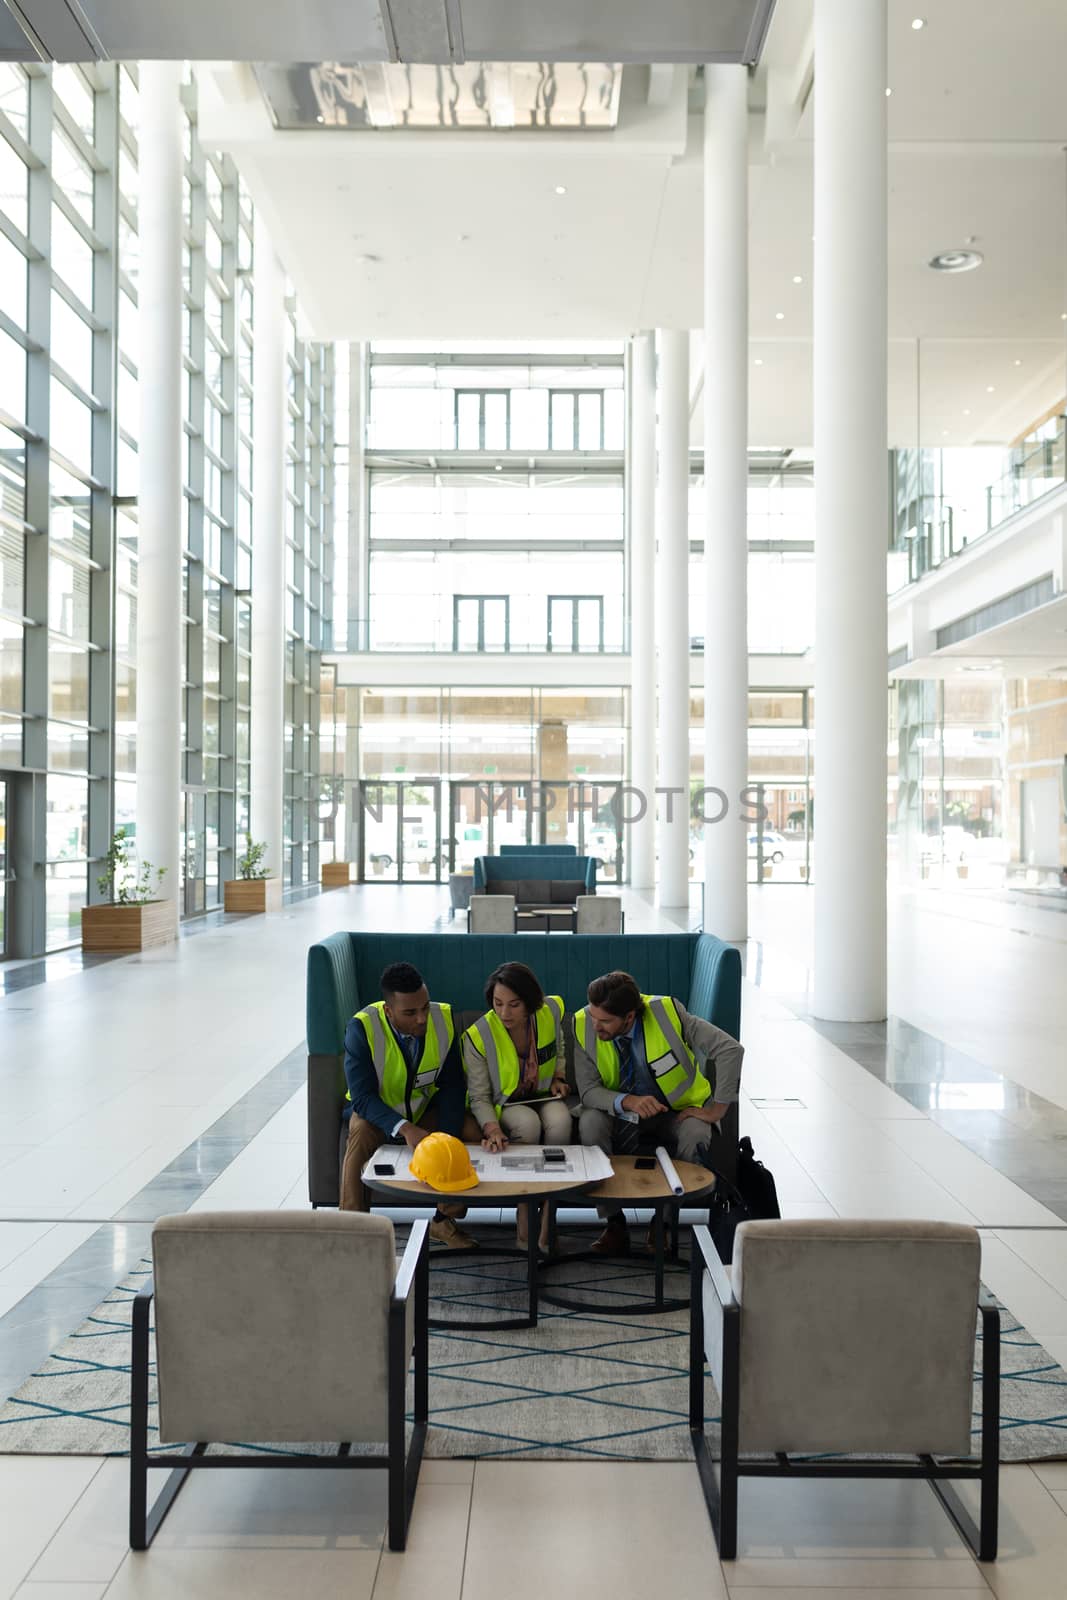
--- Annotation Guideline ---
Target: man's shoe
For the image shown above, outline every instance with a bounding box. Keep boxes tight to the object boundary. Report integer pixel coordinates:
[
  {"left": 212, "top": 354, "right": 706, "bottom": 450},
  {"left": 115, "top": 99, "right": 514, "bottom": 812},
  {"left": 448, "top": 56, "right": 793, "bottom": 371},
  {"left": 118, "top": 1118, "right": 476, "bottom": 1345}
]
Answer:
[
  {"left": 428, "top": 1216, "right": 478, "bottom": 1250},
  {"left": 590, "top": 1220, "right": 630, "bottom": 1257}
]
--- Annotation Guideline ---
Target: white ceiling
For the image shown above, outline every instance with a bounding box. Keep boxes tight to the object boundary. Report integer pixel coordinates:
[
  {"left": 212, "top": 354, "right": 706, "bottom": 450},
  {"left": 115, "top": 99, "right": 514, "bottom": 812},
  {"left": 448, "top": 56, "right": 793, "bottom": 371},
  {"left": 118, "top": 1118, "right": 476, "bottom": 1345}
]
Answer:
[
  {"left": 892, "top": 594, "right": 1067, "bottom": 681},
  {"left": 197, "top": 0, "right": 1067, "bottom": 449}
]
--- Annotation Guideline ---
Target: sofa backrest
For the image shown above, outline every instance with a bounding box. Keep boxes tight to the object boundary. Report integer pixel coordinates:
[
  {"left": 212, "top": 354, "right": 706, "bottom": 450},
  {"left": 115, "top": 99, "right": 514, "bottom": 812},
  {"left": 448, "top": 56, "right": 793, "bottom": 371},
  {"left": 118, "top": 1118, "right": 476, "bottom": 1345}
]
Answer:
[
  {"left": 498, "top": 843, "right": 578, "bottom": 855},
  {"left": 307, "top": 930, "right": 741, "bottom": 1056},
  {"left": 473, "top": 854, "right": 596, "bottom": 892},
  {"left": 485, "top": 878, "right": 586, "bottom": 905}
]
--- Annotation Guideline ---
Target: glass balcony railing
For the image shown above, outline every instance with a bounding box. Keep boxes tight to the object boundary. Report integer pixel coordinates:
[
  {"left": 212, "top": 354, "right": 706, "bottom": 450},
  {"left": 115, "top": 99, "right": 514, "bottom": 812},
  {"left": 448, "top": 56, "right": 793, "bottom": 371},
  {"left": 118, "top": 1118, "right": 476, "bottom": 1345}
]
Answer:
[
  {"left": 890, "top": 415, "right": 1067, "bottom": 591},
  {"left": 346, "top": 613, "right": 629, "bottom": 654}
]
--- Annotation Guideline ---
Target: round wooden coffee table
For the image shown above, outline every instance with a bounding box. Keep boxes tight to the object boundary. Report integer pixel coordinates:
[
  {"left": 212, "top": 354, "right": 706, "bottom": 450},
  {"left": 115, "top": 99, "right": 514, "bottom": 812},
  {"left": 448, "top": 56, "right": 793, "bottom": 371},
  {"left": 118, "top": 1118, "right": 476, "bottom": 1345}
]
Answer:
[
  {"left": 363, "top": 1167, "right": 596, "bottom": 1332},
  {"left": 539, "top": 1154, "right": 717, "bottom": 1314}
]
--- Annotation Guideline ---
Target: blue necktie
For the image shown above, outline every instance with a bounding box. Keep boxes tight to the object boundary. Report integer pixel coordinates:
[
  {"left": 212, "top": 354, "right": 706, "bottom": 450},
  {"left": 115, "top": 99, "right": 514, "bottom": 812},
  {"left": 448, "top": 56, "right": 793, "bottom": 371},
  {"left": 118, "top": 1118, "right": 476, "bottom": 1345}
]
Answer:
[
  {"left": 616, "top": 1035, "right": 634, "bottom": 1092},
  {"left": 402, "top": 1035, "right": 419, "bottom": 1070}
]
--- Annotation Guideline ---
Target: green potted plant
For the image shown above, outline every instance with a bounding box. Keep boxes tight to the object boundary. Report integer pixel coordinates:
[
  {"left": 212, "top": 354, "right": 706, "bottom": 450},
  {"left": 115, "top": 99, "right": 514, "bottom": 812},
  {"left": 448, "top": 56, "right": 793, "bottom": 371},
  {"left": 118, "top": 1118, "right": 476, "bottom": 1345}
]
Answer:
[
  {"left": 81, "top": 829, "right": 177, "bottom": 951},
  {"left": 223, "top": 833, "right": 283, "bottom": 913}
]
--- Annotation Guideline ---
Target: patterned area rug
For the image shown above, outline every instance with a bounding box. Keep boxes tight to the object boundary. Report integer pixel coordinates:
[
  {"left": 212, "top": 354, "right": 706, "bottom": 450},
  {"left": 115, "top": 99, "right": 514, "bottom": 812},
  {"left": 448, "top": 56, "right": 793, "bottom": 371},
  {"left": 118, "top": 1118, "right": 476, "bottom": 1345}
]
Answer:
[{"left": 1, "top": 1231, "right": 1065, "bottom": 1462}]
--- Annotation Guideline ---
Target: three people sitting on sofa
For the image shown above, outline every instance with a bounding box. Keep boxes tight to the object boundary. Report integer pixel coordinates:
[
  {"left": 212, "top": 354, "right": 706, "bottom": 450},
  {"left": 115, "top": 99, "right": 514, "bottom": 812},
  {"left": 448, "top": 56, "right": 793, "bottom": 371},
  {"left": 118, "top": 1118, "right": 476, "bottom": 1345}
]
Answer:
[{"left": 340, "top": 960, "right": 743, "bottom": 1257}]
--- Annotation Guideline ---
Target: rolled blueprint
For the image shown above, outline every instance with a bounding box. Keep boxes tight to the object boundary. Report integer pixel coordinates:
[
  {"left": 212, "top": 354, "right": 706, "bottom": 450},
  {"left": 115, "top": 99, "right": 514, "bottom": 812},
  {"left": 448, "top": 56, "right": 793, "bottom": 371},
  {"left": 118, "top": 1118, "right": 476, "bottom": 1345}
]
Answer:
[{"left": 655, "top": 1145, "right": 684, "bottom": 1195}]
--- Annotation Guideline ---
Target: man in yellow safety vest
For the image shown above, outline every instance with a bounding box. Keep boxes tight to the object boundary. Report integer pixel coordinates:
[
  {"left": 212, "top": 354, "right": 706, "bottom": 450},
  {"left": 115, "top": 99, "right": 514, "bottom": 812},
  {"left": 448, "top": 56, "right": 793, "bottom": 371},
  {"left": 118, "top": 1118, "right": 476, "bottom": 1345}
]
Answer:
[
  {"left": 573, "top": 968, "right": 743, "bottom": 1255},
  {"left": 340, "top": 960, "right": 480, "bottom": 1246}
]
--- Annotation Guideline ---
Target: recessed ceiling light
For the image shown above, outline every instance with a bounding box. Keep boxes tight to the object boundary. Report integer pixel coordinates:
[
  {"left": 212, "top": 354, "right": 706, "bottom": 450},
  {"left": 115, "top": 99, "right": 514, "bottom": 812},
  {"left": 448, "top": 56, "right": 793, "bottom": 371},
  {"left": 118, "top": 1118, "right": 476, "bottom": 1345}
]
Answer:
[
  {"left": 315, "top": 114, "right": 324, "bottom": 123},
  {"left": 554, "top": 185, "right": 567, "bottom": 195},
  {"left": 1061, "top": 312, "right": 1067, "bottom": 321},
  {"left": 986, "top": 385, "right": 996, "bottom": 393},
  {"left": 911, "top": 16, "right": 926, "bottom": 29},
  {"left": 775, "top": 311, "right": 785, "bottom": 320},
  {"left": 885, "top": 86, "right": 893, "bottom": 96},
  {"left": 792, "top": 274, "right": 803, "bottom": 284},
  {"left": 963, "top": 409, "right": 971, "bottom": 416},
  {"left": 1014, "top": 358, "right": 1022, "bottom": 366},
  {"left": 494, "top": 463, "right": 503, "bottom": 471},
  {"left": 928, "top": 249, "right": 983, "bottom": 273},
  {"left": 942, "top": 430, "right": 949, "bottom": 437},
  {"left": 754, "top": 358, "right": 764, "bottom": 366}
]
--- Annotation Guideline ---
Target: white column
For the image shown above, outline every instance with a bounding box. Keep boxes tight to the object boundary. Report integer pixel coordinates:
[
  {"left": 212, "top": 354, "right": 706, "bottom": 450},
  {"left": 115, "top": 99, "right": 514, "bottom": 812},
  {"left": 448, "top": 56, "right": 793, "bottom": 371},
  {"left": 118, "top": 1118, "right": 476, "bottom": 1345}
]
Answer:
[
  {"left": 135, "top": 62, "right": 183, "bottom": 902},
  {"left": 346, "top": 340, "right": 367, "bottom": 651},
  {"left": 702, "top": 64, "right": 749, "bottom": 942},
  {"left": 655, "top": 328, "right": 691, "bottom": 908},
  {"left": 628, "top": 332, "right": 656, "bottom": 889},
  {"left": 250, "top": 227, "right": 287, "bottom": 879},
  {"left": 814, "top": 0, "right": 888, "bottom": 1020}
]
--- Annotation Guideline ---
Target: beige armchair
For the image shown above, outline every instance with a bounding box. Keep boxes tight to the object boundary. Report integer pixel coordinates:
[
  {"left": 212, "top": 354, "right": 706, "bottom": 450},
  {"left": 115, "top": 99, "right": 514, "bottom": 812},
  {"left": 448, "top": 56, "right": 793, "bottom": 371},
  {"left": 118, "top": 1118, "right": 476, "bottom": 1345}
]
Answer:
[
  {"left": 467, "top": 894, "right": 516, "bottom": 932},
  {"left": 689, "top": 1219, "right": 999, "bottom": 1562},
  {"left": 130, "top": 1211, "right": 429, "bottom": 1552},
  {"left": 575, "top": 895, "right": 624, "bottom": 934}
]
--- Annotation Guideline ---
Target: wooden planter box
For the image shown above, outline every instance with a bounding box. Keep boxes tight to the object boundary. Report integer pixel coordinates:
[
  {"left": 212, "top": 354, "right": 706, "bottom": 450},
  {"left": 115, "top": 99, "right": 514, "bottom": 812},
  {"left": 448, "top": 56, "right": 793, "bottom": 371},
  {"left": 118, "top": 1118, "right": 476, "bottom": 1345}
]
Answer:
[
  {"left": 223, "top": 878, "right": 283, "bottom": 914},
  {"left": 81, "top": 899, "right": 178, "bottom": 952},
  {"left": 322, "top": 861, "right": 353, "bottom": 889}
]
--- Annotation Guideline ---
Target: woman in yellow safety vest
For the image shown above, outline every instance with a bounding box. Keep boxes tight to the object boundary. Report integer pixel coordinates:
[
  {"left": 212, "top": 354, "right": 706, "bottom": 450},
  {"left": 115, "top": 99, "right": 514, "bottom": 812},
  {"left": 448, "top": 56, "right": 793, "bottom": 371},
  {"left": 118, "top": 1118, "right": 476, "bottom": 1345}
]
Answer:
[{"left": 462, "top": 961, "right": 573, "bottom": 1250}]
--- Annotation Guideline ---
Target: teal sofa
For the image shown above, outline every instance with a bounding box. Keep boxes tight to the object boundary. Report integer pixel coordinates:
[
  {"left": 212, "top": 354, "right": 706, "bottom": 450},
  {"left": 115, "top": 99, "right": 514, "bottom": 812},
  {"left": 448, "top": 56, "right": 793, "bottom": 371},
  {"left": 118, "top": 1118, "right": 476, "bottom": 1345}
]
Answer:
[
  {"left": 498, "top": 843, "right": 578, "bottom": 856},
  {"left": 306, "top": 930, "right": 742, "bottom": 1206},
  {"left": 472, "top": 853, "right": 597, "bottom": 895}
]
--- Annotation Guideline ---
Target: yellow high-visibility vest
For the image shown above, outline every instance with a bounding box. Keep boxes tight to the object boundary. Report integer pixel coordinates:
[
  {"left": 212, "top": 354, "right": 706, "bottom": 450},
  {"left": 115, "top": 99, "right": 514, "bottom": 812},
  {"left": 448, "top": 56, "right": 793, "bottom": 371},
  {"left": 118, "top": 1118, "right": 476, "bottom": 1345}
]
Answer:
[
  {"left": 464, "top": 996, "right": 565, "bottom": 1120},
  {"left": 573, "top": 995, "right": 710, "bottom": 1110},
  {"left": 347, "top": 999, "right": 454, "bottom": 1122}
]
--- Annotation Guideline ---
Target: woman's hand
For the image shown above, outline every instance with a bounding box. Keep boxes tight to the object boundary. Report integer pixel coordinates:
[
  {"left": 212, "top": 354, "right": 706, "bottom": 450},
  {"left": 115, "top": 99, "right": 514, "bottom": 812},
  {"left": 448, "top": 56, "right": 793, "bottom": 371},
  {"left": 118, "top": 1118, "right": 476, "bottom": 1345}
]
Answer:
[
  {"left": 550, "top": 1077, "right": 570, "bottom": 1099},
  {"left": 482, "top": 1122, "right": 508, "bottom": 1152}
]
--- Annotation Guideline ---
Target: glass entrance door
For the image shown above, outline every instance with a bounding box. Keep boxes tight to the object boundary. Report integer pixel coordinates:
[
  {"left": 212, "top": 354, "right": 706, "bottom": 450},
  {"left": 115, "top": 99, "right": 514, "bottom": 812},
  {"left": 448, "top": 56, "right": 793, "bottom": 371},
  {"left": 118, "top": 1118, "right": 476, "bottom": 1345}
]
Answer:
[
  {"left": 399, "top": 780, "right": 442, "bottom": 882},
  {"left": 0, "top": 778, "right": 11, "bottom": 957},
  {"left": 359, "top": 780, "right": 443, "bottom": 882},
  {"left": 447, "top": 780, "right": 532, "bottom": 870},
  {"left": 182, "top": 789, "right": 207, "bottom": 915},
  {"left": 577, "top": 780, "right": 623, "bottom": 881}
]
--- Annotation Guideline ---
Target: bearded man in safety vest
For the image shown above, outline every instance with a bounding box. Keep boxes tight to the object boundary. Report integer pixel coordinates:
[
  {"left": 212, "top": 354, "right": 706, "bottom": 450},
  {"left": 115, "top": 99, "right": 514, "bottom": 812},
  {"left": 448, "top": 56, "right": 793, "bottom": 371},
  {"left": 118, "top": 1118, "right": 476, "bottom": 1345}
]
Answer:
[
  {"left": 340, "top": 960, "right": 481, "bottom": 1246},
  {"left": 574, "top": 968, "right": 743, "bottom": 1256}
]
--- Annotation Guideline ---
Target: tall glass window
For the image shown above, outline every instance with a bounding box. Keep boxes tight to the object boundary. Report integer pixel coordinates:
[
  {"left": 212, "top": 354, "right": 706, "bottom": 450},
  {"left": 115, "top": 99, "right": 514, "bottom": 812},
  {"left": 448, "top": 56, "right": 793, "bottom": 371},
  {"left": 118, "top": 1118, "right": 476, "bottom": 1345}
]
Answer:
[
  {"left": 282, "top": 306, "right": 334, "bottom": 887},
  {"left": 0, "top": 62, "right": 336, "bottom": 955}
]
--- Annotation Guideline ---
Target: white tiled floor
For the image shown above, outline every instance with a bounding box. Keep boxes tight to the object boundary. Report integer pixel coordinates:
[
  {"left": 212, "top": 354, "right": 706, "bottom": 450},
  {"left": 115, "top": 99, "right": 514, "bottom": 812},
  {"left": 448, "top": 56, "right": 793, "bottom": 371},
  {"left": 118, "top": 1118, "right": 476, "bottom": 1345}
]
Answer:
[{"left": 1, "top": 881, "right": 1066, "bottom": 1599}]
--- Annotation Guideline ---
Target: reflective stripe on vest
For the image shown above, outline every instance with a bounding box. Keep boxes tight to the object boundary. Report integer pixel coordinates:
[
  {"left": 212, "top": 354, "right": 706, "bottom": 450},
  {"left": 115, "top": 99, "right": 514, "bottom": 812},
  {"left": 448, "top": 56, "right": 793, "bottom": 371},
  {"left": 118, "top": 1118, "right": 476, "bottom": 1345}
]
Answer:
[
  {"left": 574, "top": 994, "right": 710, "bottom": 1110},
  {"left": 350, "top": 999, "right": 454, "bottom": 1123},
  {"left": 467, "top": 995, "right": 564, "bottom": 1119}
]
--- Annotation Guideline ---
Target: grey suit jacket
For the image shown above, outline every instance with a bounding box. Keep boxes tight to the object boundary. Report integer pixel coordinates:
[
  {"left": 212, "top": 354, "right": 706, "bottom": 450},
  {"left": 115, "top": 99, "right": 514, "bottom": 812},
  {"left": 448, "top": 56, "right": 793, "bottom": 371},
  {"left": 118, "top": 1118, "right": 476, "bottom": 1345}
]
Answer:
[{"left": 573, "top": 1000, "right": 743, "bottom": 1114}]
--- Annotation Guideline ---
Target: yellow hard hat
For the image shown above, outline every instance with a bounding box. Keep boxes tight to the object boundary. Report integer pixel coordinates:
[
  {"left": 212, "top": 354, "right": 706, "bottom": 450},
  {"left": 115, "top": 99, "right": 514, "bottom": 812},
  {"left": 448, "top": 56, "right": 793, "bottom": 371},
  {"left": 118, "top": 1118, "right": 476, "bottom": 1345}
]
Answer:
[{"left": 409, "top": 1132, "right": 479, "bottom": 1193}]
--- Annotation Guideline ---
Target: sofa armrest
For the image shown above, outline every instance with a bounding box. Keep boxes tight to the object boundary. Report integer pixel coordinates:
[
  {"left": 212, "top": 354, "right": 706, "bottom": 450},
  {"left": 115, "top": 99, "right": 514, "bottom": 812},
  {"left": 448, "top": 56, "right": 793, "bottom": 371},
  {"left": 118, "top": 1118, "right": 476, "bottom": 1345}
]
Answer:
[
  {"left": 308, "top": 1052, "right": 346, "bottom": 1207},
  {"left": 306, "top": 934, "right": 359, "bottom": 1056},
  {"left": 693, "top": 1222, "right": 735, "bottom": 1309},
  {"left": 689, "top": 933, "right": 742, "bottom": 1038}
]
